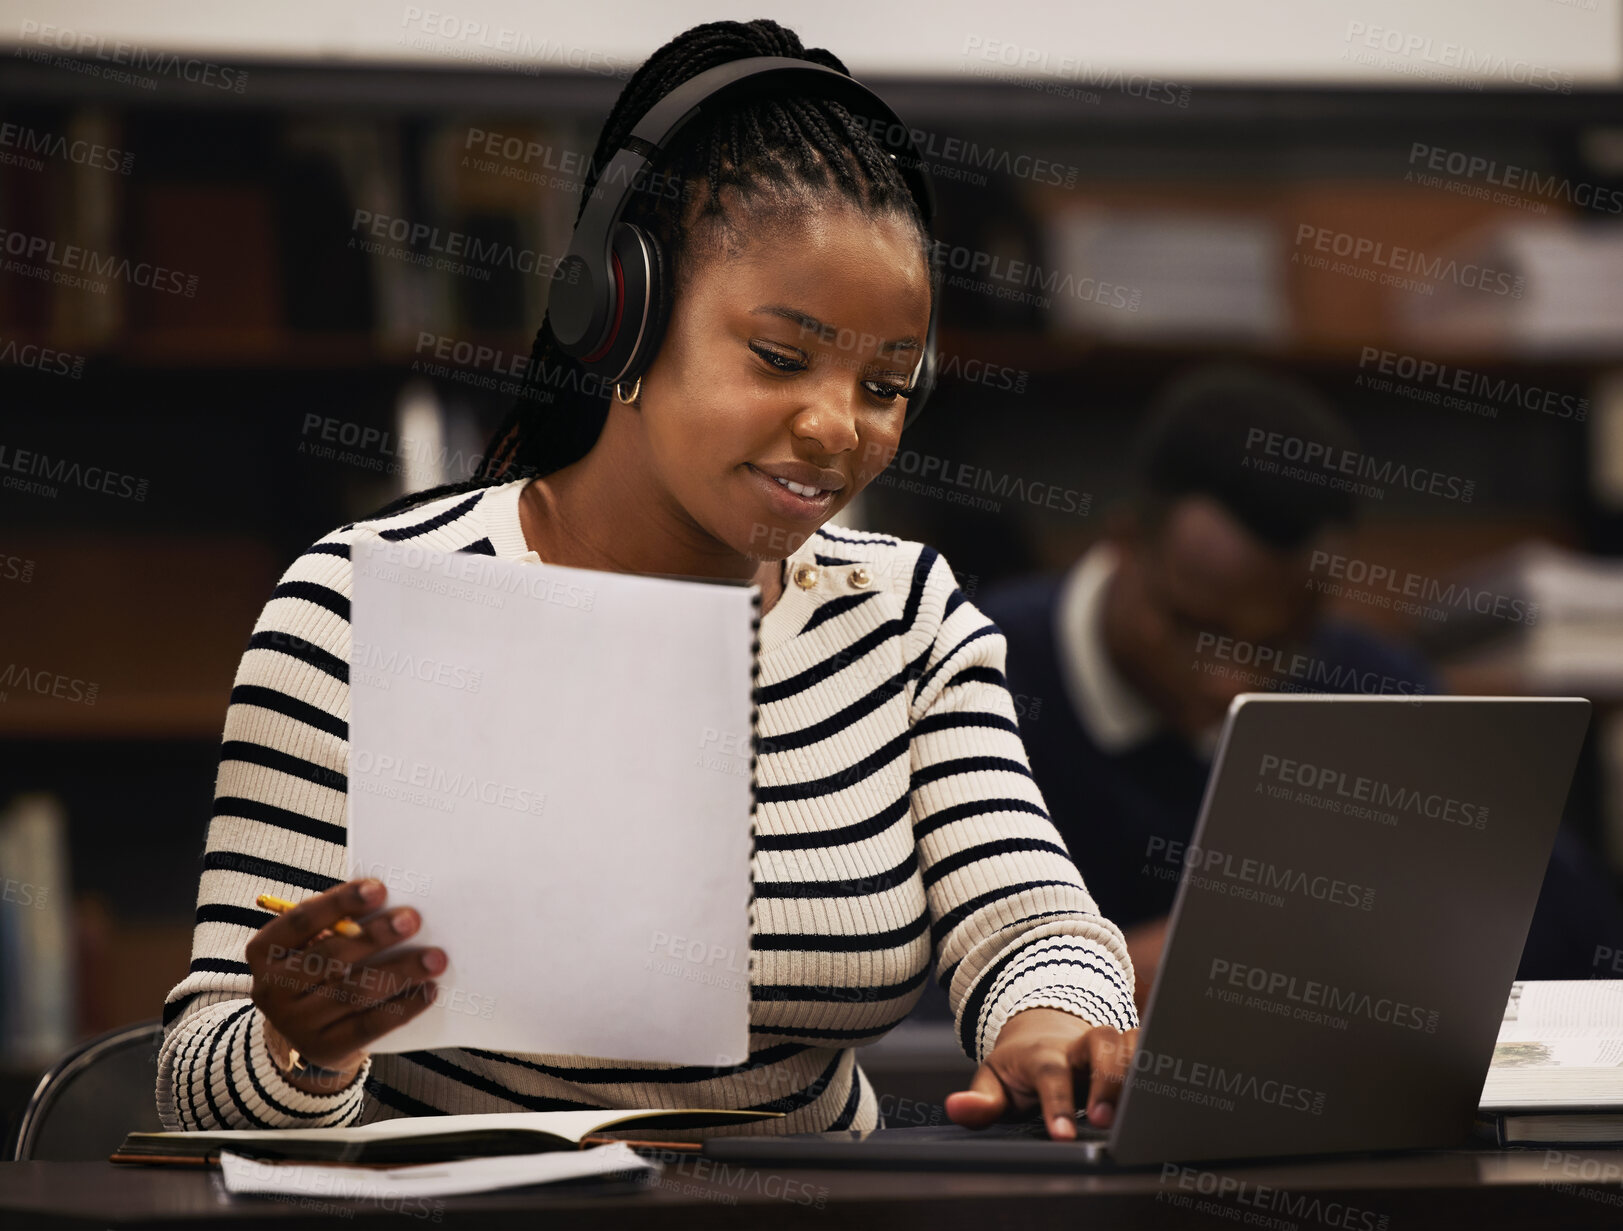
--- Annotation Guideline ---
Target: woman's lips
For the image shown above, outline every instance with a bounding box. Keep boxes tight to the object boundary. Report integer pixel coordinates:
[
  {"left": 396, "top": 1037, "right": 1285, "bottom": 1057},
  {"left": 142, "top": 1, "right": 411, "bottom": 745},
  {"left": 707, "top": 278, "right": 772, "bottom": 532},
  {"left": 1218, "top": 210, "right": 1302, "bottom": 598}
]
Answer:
[{"left": 746, "top": 464, "right": 837, "bottom": 521}]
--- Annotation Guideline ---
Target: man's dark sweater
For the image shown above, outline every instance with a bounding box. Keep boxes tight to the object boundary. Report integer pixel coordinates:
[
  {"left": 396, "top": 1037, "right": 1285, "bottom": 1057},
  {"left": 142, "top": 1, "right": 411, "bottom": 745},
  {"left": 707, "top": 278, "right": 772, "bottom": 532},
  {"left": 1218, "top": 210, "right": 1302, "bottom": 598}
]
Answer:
[{"left": 980, "top": 568, "right": 1623, "bottom": 983}]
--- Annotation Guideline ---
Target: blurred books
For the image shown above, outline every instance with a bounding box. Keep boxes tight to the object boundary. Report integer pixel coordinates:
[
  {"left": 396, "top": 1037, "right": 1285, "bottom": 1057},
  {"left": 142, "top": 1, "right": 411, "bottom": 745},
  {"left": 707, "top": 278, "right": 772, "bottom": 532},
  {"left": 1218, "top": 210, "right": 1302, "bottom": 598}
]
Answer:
[{"left": 0, "top": 792, "right": 74, "bottom": 1070}]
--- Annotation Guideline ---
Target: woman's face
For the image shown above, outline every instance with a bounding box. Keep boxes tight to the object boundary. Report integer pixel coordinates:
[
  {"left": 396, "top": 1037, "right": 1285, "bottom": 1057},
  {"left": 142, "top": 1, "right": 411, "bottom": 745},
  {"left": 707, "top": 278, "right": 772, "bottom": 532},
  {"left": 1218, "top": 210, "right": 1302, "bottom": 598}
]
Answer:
[{"left": 634, "top": 201, "right": 933, "bottom": 561}]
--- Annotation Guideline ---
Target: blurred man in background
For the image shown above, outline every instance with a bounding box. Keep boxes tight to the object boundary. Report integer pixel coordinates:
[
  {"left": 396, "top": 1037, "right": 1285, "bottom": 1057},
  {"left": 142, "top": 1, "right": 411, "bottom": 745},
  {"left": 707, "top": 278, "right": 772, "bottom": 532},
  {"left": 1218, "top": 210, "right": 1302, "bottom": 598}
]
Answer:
[{"left": 979, "top": 366, "right": 1623, "bottom": 1011}]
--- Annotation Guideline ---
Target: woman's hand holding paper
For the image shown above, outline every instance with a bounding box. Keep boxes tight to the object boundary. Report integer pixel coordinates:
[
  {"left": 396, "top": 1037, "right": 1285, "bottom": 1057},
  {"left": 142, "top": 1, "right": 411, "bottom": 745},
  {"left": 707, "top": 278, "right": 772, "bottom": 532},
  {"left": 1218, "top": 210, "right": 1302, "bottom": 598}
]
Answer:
[{"left": 246, "top": 877, "right": 446, "bottom": 1093}]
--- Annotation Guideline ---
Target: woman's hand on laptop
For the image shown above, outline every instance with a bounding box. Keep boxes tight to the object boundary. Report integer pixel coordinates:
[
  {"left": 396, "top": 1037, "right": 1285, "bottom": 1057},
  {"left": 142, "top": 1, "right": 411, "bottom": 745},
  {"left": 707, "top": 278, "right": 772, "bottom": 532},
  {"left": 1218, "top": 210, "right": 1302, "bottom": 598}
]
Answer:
[
  {"left": 944, "top": 1009, "right": 1140, "bottom": 1140},
  {"left": 245, "top": 877, "right": 446, "bottom": 1093}
]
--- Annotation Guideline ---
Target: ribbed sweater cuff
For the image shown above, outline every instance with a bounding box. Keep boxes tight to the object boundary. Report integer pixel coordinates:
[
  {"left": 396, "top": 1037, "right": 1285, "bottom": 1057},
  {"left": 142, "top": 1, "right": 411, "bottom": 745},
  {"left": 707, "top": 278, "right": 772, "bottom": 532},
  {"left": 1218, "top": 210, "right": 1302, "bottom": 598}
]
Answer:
[
  {"left": 977, "top": 939, "right": 1138, "bottom": 1060},
  {"left": 243, "top": 1009, "right": 372, "bottom": 1126}
]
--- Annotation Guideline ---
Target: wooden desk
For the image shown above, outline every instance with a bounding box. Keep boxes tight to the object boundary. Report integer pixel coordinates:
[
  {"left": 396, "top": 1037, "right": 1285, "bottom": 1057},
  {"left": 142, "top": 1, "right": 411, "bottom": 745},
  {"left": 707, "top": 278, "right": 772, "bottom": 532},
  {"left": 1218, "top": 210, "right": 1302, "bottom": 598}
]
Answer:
[{"left": 3, "top": 1148, "right": 1623, "bottom": 1229}]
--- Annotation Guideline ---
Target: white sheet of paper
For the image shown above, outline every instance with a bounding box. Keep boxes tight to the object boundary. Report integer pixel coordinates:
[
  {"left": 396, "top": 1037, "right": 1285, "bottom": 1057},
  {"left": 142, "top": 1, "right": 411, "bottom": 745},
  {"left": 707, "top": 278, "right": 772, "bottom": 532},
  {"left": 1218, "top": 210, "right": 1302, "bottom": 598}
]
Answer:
[
  {"left": 347, "top": 533, "right": 755, "bottom": 1063},
  {"left": 219, "top": 1143, "right": 656, "bottom": 1201}
]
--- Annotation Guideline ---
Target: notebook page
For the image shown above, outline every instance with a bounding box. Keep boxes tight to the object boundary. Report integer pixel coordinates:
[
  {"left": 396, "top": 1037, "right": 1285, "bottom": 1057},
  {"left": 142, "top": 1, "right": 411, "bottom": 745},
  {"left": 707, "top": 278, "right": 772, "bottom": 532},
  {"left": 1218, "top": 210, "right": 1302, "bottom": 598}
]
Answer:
[
  {"left": 346, "top": 533, "right": 755, "bottom": 1064},
  {"left": 220, "top": 1143, "right": 656, "bottom": 1199}
]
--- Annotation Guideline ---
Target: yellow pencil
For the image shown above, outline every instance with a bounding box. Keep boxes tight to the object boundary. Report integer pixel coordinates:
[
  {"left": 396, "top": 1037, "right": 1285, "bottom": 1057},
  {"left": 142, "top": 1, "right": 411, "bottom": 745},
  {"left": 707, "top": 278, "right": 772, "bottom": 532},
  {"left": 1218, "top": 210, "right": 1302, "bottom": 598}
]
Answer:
[{"left": 256, "top": 892, "right": 364, "bottom": 938}]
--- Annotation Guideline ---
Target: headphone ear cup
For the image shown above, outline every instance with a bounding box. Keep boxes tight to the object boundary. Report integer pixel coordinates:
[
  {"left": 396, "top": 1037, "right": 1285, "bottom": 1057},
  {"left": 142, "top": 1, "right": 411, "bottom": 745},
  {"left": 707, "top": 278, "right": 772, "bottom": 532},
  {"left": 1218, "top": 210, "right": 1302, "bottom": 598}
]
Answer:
[
  {"left": 629, "top": 226, "right": 672, "bottom": 384},
  {"left": 576, "top": 224, "right": 657, "bottom": 382}
]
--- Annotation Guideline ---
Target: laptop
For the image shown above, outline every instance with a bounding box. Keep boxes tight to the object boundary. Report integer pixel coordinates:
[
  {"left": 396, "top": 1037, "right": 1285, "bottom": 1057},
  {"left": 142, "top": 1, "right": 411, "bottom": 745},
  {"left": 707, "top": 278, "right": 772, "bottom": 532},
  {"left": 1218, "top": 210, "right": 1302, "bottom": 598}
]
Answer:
[{"left": 704, "top": 694, "right": 1592, "bottom": 1169}]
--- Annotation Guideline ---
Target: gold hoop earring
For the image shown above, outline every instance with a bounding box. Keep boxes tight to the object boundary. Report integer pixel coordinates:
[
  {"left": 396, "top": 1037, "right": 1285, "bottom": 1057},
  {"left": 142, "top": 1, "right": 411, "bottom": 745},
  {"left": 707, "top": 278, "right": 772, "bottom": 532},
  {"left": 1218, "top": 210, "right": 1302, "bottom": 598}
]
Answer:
[{"left": 614, "top": 377, "right": 641, "bottom": 406}]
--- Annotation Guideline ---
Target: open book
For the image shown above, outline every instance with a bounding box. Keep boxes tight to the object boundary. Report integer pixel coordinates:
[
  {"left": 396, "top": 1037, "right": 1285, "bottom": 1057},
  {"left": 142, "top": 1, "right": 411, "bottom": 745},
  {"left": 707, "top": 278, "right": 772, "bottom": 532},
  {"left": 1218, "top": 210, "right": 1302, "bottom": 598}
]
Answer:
[
  {"left": 1478, "top": 980, "right": 1623, "bottom": 1143},
  {"left": 113, "top": 1108, "right": 781, "bottom": 1166}
]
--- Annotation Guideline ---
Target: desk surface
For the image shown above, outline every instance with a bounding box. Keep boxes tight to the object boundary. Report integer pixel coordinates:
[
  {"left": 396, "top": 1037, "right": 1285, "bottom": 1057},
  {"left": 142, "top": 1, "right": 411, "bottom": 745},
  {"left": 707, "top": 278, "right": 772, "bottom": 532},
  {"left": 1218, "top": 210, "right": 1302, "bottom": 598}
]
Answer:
[{"left": 3, "top": 1148, "right": 1623, "bottom": 1230}]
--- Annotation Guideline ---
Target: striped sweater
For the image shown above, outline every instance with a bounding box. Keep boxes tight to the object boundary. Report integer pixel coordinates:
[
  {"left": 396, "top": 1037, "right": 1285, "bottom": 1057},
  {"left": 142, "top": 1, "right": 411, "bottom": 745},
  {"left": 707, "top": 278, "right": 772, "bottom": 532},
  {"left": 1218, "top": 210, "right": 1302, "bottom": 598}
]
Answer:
[{"left": 157, "top": 477, "right": 1138, "bottom": 1136}]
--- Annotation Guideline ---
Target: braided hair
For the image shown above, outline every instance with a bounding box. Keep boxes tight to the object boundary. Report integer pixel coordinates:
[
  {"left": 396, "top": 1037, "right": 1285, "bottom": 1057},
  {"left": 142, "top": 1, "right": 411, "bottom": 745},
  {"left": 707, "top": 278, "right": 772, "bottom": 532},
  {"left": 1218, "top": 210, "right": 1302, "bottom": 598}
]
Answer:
[{"left": 365, "top": 18, "right": 933, "bottom": 522}]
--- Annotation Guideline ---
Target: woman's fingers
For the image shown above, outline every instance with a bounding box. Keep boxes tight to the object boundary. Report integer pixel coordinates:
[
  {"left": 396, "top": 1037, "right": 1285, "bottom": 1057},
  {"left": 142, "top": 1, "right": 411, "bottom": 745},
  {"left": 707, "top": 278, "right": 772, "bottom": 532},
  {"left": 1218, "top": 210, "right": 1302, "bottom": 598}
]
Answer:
[
  {"left": 1032, "top": 1052, "right": 1079, "bottom": 1139},
  {"left": 944, "top": 1060, "right": 1011, "bottom": 1128},
  {"left": 247, "top": 878, "right": 385, "bottom": 967},
  {"left": 298, "top": 945, "right": 447, "bottom": 1019},
  {"left": 1078, "top": 1026, "right": 1137, "bottom": 1128},
  {"left": 245, "top": 879, "right": 447, "bottom": 1061},
  {"left": 304, "top": 904, "right": 422, "bottom": 968},
  {"left": 313, "top": 980, "right": 441, "bottom": 1065},
  {"left": 943, "top": 1012, "right": 1145, "bottom": 1140}
]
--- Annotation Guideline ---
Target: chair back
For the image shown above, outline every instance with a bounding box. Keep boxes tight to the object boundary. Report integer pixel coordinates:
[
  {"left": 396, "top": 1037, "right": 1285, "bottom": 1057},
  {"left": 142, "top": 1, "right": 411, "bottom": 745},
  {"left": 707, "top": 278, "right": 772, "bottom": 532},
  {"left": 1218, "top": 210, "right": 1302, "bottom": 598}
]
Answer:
[{"left": 11, "top": 1020, "right": 165, "bottom": 1161}]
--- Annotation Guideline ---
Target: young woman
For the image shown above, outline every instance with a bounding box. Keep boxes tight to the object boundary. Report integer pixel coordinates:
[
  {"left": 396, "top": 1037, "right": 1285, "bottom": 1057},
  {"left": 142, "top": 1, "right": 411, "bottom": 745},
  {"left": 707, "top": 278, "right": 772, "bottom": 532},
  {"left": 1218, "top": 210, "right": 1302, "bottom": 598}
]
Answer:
[{"left": 158, "top": 18, "right": 1138, "bottom": 1141}]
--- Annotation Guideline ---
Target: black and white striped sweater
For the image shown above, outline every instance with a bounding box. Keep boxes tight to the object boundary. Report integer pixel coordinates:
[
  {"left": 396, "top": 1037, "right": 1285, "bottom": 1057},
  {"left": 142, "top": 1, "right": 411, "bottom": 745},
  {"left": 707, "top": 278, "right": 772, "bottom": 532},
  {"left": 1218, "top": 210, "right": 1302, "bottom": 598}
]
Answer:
[{"left": 157, "top": 477, "right": 1138, "bottom": 1135}]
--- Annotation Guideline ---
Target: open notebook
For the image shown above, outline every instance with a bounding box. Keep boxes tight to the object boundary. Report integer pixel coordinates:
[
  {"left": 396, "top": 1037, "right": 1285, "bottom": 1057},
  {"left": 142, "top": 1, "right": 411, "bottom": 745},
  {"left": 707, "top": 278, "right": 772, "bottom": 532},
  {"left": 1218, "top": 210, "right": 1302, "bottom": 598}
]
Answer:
[
  {"left": 345, "top": 534, "right": 761, "bottom": 1064},
  {"left": 113, "top": 1109, "right": 782, "bottom": 1166}
]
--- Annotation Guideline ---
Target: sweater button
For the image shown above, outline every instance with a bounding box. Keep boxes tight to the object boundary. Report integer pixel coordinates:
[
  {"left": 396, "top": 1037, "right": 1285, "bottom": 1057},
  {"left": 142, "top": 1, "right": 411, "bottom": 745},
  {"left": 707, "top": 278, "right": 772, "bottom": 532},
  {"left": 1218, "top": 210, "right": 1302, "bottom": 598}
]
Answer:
[
  {"left": 848, "top": 567, "right": 872, "bottom": 589},
  {"left": 792, "top": 564, "right": 820, "bottom": 590}
]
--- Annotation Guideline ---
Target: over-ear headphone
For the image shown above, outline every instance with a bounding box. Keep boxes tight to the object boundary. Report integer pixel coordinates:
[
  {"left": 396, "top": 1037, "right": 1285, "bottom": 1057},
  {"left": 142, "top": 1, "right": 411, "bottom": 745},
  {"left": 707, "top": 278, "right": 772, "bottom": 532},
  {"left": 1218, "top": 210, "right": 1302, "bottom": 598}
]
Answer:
[{"left": 548, "top": 55, "right": 939, "bottom": 429}]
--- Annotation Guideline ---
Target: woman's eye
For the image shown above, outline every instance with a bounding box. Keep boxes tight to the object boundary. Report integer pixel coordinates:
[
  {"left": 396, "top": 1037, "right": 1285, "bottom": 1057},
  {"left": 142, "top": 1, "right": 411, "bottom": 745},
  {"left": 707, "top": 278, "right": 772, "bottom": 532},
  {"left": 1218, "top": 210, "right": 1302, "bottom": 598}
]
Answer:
[
  {"left": 863, "top": 380, "right": 910, "bottom": 403},
  {"left": 749, "top": 342, "right": 805, "bottom": 373}
]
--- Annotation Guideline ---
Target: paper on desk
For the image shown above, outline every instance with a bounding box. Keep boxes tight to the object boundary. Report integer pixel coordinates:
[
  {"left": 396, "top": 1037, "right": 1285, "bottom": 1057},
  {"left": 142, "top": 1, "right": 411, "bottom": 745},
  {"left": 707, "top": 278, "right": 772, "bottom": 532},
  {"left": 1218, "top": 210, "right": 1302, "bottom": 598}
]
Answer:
[
  {"left": 346, "top": 533, "right": 755, "bottom": 1063},
  {"left": 219, "top": 1143, "right": 657, "bottom": 1200}
]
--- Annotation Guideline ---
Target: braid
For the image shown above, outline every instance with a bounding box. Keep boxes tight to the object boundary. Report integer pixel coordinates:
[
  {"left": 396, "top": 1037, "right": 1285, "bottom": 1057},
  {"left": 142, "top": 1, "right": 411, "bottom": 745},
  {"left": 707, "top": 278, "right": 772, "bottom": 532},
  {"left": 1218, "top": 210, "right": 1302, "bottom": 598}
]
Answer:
[{"left": 364, "top": 18, "right": 931, "bottom": 524}]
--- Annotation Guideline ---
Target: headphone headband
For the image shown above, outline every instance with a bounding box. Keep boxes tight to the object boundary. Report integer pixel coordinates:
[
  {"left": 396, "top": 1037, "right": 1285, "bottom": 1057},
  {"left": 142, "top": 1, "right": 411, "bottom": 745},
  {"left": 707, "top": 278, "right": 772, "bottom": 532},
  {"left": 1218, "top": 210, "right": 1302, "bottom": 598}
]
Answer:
[{"left": 550, "top": 54, "right": 939, "bottom": 428}]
